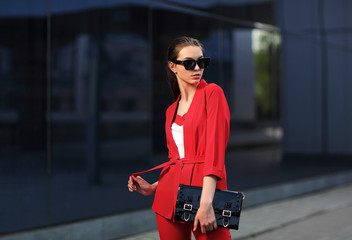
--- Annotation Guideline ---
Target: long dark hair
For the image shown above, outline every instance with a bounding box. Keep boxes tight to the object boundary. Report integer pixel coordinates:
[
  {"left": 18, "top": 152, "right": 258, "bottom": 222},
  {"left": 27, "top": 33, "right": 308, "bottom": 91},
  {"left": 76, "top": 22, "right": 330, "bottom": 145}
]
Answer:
[{"left": 167, "top": 36, "right": 205, "bottom": 99}]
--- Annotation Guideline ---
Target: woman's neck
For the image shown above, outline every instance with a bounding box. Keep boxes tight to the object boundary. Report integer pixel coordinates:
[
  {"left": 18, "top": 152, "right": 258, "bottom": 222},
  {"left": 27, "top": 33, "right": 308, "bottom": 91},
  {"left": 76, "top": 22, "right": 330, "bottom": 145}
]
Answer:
[{"left": 178, "top": 80, "right": 199, "bottom": 103}]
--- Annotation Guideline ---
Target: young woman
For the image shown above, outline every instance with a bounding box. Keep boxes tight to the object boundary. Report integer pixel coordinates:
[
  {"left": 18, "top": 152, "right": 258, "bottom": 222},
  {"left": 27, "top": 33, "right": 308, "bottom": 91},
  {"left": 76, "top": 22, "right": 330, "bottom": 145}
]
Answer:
[{"left": 128, "top": 36, "right": 231, "bottom": 240}]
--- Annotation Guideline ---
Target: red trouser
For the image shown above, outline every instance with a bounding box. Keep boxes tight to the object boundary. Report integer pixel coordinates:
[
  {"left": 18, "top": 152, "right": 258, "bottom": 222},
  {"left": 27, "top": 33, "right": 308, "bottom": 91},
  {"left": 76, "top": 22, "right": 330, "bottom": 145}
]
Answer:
[{"left": 156, "top": 213, "right": 231, "bottom": 240}]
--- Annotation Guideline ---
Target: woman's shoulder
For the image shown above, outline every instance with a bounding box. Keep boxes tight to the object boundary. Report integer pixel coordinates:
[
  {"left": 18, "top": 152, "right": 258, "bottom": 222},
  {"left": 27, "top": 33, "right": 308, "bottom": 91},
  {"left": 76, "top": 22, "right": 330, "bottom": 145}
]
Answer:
[{"left": 203, "top": 82, "right": 225, "bottom": 97}]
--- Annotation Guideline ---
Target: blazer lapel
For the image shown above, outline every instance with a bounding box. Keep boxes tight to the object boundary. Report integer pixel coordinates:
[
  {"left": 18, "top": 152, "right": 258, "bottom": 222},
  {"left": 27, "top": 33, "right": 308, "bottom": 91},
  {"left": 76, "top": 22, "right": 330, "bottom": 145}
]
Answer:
[{"left": 166, "top": 95, "right": 181, "bottom": 158}]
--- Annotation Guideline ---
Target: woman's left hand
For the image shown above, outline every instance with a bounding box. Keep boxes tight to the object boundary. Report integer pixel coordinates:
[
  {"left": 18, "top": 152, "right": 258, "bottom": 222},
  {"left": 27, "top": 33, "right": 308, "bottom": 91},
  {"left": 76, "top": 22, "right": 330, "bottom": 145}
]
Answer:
[
  {"left": 128, "top": 175, "right": 157, "bottom": 196},
  {"left": 193, "top": 202, "right": 217, "bottom": 234}
]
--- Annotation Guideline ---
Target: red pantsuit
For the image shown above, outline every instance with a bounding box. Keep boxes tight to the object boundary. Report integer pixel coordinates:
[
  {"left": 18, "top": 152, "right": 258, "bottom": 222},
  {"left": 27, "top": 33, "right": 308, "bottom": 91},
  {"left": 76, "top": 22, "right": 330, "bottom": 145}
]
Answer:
[{"left": 152, "top": 80, "right": 231, "bottom": 239}]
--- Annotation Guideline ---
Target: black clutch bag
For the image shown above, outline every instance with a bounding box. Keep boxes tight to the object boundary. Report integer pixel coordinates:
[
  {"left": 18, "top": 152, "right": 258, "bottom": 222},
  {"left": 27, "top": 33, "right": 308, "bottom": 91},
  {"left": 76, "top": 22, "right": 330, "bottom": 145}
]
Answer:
[{"left": 175, "top": 185, "right": 245, "bottom": 230}]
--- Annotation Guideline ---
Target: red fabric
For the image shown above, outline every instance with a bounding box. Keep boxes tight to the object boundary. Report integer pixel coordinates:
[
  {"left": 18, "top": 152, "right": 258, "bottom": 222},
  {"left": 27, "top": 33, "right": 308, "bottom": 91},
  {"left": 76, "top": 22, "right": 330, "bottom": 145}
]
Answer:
[
  {"left": 156, "top": 213, "right": 231, "bottom": 240},
  {"left": 152, "top": 80, "right": 230, "bottom": 220},
  {"left": 174, "top": 114, "right": 184, "bottom": 125}
]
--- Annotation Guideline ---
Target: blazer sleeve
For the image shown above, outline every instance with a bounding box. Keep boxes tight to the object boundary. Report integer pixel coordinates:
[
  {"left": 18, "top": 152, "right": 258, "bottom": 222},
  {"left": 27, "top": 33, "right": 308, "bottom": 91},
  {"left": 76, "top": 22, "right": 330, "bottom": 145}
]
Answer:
[{"left": 203, "top": 84, "right": 230, "bottom": 180}]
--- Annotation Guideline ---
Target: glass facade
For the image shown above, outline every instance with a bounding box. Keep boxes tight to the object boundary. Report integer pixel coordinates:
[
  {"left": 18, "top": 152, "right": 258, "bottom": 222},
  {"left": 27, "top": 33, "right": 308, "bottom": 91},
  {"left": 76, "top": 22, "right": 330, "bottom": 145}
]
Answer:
[
  {"left": 0, "top": 0, "right": 49, "bottom": 232},
  {"left": 0, "top": 0, "right": 280, "bottom": 234}
]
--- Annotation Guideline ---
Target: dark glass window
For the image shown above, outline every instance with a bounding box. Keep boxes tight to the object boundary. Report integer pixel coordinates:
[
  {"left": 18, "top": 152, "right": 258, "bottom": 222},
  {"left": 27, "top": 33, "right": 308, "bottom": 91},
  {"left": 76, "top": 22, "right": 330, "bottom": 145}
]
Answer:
[
  {"left": 0, "top": 0, "right": 281, "bottom": 235},
  {"left": 155, "top": 0, "right": 276, "bottom": 25},
  {"left": 253, "top": 30, "right": 281, "bottom": 121},
  {"left": 49, "top": 4, "right": 153, "bottom": 224},
  {"left": 0, "top": 1, "right": 48, "bottom": 233}
]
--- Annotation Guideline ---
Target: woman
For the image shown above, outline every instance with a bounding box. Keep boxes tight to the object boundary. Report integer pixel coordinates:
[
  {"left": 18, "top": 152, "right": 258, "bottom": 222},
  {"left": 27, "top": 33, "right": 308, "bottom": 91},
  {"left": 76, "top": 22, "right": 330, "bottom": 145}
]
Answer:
[{"left": 128, "top": 36, "right": 231, "bottom": 240}]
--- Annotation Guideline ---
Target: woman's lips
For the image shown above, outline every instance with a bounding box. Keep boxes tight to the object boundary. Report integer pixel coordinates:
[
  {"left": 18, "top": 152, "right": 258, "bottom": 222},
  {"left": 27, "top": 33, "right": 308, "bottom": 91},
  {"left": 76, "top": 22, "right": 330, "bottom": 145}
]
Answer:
[{"left": 192, "top": 74, "right": 201, "bottom": 79}]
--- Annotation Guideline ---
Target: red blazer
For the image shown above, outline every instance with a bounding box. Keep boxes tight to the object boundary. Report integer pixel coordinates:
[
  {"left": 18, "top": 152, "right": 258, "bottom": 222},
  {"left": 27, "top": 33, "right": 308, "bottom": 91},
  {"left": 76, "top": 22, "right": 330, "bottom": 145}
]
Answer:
[{"left": 152, "top": 79, "right": 230, "bottom": 220}]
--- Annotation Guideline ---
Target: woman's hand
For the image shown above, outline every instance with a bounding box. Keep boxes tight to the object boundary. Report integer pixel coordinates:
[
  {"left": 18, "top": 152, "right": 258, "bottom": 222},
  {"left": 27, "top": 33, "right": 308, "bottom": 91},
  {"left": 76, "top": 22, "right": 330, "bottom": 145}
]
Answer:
[
  {"left": 128, "top": 175, "right": 157, "bottom": 196},
  {"left": 193, "top": 202, "right": 217, "bottom": 234}
]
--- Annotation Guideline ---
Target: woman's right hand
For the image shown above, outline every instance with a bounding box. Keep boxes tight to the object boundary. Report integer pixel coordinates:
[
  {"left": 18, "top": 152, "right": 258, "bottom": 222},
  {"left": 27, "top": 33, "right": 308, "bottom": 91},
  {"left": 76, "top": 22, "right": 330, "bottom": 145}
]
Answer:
[{"left": 128, "top": 175, "right": 157, "bottom": 196}]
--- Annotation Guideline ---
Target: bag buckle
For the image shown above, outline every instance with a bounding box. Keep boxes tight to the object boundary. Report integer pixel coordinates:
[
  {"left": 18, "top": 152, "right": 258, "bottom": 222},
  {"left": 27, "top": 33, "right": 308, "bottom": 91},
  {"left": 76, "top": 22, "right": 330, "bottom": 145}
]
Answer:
[
  {"left": 222, "top": 218, "right": 230, "bottom": 227},
  {"left": 183, "top": 204, "right": 193, "bottom": 211},
  {"left": 183, "top": 204, "right": 193, "bottom": 222},
  {"left": 222, "top": 210, "right": 231, "bottom": 227},
  {"left": 183, "top": 212, "right": 191, "bottom": 221},
  {"left": 222, "top": 210, "right": 232, "bottom": 218}
]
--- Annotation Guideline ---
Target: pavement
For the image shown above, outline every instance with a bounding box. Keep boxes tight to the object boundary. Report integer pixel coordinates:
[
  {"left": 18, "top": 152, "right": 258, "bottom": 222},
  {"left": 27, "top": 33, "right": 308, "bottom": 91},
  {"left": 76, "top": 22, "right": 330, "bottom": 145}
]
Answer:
[{"left": 118, "top": 183, "right": 352, "bottom": 240}]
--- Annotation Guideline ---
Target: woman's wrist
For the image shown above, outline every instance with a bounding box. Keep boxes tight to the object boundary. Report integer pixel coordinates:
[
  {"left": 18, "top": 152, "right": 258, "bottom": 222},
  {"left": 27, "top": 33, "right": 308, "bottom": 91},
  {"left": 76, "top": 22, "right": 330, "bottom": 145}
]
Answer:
[
  {"left": 200, "top": 200, "right": 213, "bottom": 208},
  {"left": 148, "top": 181, "right": 158, "bottom": 195},
  {"left": 200, "top": 175, "right": 217, "bottom": 207}
]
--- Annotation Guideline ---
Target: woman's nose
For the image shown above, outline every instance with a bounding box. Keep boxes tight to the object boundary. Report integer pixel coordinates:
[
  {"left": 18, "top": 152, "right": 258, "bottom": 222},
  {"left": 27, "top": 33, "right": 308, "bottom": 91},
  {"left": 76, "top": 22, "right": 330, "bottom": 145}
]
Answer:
[{"left": 194, "top": 62, "right": 200, "bottom": 70}]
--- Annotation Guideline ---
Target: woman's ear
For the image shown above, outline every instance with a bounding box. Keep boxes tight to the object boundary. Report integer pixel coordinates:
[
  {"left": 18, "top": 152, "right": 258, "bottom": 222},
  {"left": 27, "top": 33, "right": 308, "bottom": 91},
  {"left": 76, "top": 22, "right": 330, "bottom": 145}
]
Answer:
[{"left": 168, "top": 61, "right": 176, "bottom": 73}]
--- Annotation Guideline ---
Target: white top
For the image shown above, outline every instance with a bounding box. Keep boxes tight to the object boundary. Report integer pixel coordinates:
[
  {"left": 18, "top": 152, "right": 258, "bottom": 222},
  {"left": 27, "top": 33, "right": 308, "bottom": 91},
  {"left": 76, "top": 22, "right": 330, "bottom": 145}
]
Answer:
[{"left": 171, "top": 122, "right": 185, "bottom": 159}]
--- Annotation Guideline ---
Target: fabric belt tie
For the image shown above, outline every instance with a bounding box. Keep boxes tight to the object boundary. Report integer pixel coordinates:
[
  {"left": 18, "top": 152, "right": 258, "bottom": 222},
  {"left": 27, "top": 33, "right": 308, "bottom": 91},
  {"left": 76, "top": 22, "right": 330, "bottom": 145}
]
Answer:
[
  {"left": 131, "top": 156, "right": 205, "bottom": 178},
  {"left": 131, "top": 156, "right": 205, "bottom": 219}
]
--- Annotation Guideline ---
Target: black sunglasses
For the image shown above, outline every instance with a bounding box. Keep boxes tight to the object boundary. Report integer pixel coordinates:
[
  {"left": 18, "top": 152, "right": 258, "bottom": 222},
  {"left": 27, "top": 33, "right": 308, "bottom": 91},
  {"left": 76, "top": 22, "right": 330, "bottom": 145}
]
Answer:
[{"left": 172, "top": 57, "right": 210, "bottom": 70}]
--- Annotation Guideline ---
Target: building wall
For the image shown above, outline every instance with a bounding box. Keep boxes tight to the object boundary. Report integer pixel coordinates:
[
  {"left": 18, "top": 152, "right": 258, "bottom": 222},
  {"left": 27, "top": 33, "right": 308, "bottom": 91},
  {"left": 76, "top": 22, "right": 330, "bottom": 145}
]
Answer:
[
  {"left": 277, "top": 0, "right": 352, "bottom": 155},
  {"left": 0, "top": 0, "right": 279, "bottom": 236}
]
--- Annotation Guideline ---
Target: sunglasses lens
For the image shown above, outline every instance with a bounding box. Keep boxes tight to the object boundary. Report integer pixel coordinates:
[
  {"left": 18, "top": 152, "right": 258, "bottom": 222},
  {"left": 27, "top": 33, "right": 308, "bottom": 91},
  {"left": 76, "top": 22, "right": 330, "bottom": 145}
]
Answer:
[
  {"left": 183, "top": 60, "right": 196, "bottom": 70},
  {"left": 198, "top": 59, "right": 205, "bottom": 69},
  {"left": 199, "top": 58, "right": 210, "bottom": 69}
]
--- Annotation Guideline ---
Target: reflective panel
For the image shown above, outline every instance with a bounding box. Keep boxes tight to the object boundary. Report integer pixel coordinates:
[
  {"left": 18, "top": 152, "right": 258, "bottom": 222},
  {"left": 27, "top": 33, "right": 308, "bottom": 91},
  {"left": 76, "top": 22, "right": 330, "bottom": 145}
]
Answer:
[
  {"left": 0, "top": 0, "right": 48, "bottom": 233},
  {"left": 0, "top": 0, "right": 284, "bottom": 235},
  {"left": 156, "top": 0, "right": 276, "bottom": 25},
  {"left": 49, "top": 3, "right": 154, "bottom": 224},
  {"left": 253, "top": 29, "right": 281, "bottom": 121}
]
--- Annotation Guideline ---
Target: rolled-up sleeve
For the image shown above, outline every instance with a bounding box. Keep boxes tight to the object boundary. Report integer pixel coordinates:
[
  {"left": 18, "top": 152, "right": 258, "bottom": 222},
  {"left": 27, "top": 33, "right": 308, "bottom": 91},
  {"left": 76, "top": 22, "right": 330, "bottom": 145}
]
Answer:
[{"left": 203, "top": 84, "right": 230, "bottom": 180}]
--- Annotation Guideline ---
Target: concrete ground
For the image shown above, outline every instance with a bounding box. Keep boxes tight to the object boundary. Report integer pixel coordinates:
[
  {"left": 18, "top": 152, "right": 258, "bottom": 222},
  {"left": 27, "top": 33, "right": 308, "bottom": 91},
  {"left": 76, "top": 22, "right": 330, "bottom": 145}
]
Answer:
[{"left": 119, "top": 183, "right": 352, "bottom": 240}]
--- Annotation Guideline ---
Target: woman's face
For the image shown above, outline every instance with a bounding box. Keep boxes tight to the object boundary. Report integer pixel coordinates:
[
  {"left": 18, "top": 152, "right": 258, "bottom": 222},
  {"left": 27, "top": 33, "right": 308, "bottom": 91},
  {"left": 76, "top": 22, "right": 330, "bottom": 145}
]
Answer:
[{"left": 170, "top": 45, "right": 204, "bottom": 87}]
